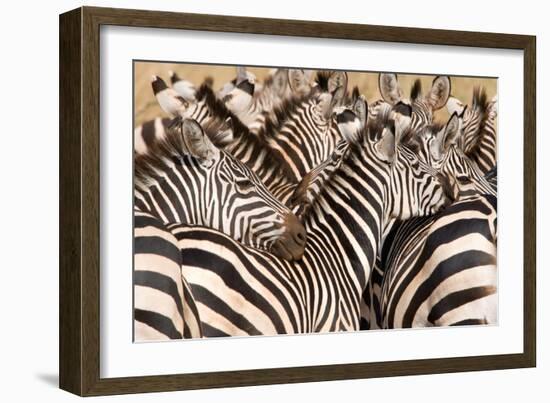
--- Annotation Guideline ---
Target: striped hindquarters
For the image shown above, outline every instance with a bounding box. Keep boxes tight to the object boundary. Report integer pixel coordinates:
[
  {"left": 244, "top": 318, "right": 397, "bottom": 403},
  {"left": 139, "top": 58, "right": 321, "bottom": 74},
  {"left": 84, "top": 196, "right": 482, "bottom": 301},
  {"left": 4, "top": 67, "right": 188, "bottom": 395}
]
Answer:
[
  {"left": 380, "top": 195, "right": 497, "bottom": 328},
  {"left": 134, "top": 209, "right": 203, "bottom": 340}
]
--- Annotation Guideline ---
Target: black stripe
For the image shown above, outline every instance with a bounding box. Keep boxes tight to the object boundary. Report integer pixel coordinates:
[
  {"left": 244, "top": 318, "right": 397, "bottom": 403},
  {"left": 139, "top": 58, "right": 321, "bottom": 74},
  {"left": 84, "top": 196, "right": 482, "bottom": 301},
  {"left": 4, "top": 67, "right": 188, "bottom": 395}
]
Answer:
[
  {"left": 134, "top": 235, "right": 181, "bottom": 265},
  {"left": 134, "top": 270, "right": 184, "bottom": 321},
  {"left": 450, "top": 318, "right": 488, "bottom": 326},
  {"left": 201, "top": 322, "right": 230, "bottom": 338},
  {"left": 134, "top": 309, "right": 182, "bottom": 339},
  {"left": 191, "top": 284, "right": 263, "bottom": 336},
  {"left": 428, "top": 286, "right": 497, "bottom": 324},
  {"left": 402, "top": 250, "right": 495, "bottom": 327},
  {"left": 180, "top": 247, "right": 289, "bottom": 334}
]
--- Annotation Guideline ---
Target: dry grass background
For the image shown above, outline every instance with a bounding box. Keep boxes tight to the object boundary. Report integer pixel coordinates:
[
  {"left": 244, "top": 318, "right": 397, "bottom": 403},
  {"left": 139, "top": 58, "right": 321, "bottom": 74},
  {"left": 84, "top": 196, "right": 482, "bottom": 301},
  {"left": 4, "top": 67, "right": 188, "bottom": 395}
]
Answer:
[{"left": 134, "top": 61, "right": 497, "bottom": 127}]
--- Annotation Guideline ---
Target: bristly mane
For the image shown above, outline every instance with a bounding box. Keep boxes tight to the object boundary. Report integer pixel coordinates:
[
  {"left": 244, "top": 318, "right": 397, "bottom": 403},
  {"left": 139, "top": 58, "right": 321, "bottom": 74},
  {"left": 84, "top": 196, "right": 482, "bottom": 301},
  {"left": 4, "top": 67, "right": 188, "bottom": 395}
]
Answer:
[
  {"left": 293, "top": 108, "right": 398, "bottom": 219},
  {"left": 134, "top": 119, "right": 197, "bottom": 190},
  {"left": 366, "top": 103, "right": 394, "bottom": 142},
  {"left": 467, "top": 86, "right": 491, "bottom": 156},
  {"left": 314, "top": 70, "right": 332, "bottom": 92},
  {"left": 198, "top": 80, "right": 309, "bottom": 183},
  {"left": 194, "top": 82, "right": 250, "bottom": 143},
  {"left": 410, "top": 79, "right": 423, "bottom": 102},
  {"left": 472, "top": 86, "right": 488, "bottom": 111},
  {"left": 252, "top": 90, "right": 317, "bottom": 182}
]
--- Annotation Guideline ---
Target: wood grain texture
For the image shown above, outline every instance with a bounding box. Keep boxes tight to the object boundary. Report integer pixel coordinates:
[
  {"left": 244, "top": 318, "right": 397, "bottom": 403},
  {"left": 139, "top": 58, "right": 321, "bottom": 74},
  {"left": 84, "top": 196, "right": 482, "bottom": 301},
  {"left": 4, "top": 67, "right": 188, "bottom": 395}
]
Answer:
[
  {"left": 59, "top": 7, "right": 83, "bottom": 396},
  {"left": 59, "top": 5, "right": 537, "bottom": 396}
]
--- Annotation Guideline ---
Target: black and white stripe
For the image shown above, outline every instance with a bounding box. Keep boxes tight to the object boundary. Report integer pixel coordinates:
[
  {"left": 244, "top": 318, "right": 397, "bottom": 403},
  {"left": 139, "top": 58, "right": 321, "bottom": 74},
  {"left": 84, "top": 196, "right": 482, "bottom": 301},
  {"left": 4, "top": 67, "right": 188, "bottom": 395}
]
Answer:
[
  {"left": 134, "top": 118, "right": 306, "bottom": 261},
  {"left": 140, "top": 106, "right": 451, "bottom": 337},
  {"left": 134, "top": 208, "right": 203, "bottom": 341}
]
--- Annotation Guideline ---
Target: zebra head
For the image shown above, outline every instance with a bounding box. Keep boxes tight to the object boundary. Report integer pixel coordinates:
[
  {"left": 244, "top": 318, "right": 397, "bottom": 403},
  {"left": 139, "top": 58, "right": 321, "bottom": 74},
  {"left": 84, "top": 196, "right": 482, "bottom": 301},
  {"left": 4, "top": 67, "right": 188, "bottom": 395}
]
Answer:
[
  {"left": 378, "top": 126, "right": 453, "bottom": 220},
  {"left": 425, "top": 113, "right": 496, "bottom": 198},
  {"left": 312, "top": 70, "right": 349, "bottom": 119},
  {"left": 333, "top": 91, "right": 368, "bottom": 143},
  {"left": 220, "top": 66, "right": 257, "bottom": 117},
  {"left": 135, "top": 118, "right": 306, "bottom": 261},
  {"left": 378, "top": 73, "right": 451, "bottom": 130},
  {"left": 334, "top": 104, "right": 452, "bottom": 220}
]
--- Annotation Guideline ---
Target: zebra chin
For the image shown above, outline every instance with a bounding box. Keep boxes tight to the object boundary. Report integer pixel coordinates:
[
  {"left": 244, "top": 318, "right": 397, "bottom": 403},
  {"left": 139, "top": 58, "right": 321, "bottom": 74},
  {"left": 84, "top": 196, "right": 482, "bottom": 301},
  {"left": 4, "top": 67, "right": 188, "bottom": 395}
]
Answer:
[{"left": 269, "top": 213, "right": 307, "bottom": 261}]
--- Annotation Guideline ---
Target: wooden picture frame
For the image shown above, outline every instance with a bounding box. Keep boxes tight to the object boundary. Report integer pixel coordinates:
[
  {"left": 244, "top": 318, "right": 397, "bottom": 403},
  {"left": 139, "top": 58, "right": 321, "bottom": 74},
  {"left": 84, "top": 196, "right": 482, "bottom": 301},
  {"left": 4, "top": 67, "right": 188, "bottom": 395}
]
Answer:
[{"left": 59, "top": 6, "right": 536, "bottom": 396}]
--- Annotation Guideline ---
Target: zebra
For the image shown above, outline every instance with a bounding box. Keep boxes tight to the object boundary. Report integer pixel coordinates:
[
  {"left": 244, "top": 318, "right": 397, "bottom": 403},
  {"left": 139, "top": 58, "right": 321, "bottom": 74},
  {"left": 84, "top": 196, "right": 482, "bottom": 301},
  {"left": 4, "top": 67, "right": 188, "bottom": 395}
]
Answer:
[
  {"left": 377, "top": 73, "right": 451, "bottom": 132},
  {"left": 218, "top": 67, "right": 315, "bottom": 133},
  {"left": 134, "top": 117, "right": 307, "bottom": 261},
  {"left": 150, "top": 71, "right": 355, "bottom": 206},
  {"left": 405, "top": 112, "right": 497, "bottom": 197},
  {"left": 377, "top": 194, "right": 497, "bottom": 328},
  {"left": 134, "top": 75, "right": 237, "bottom": 155},
  {"left": 138, "top": 102, "right": 452, "bottom": 338},
  {"left": 134, "top": 208, "right": 203, "bottom": 341},
  {"left": 447, "top": 87, "right": 498, "bottom": 175},
  {"left": 360, "top": 110, "right": 498, "bottom": 329},
  {"left": 287, "top": 103, "right": 498, "bottom": 329}
]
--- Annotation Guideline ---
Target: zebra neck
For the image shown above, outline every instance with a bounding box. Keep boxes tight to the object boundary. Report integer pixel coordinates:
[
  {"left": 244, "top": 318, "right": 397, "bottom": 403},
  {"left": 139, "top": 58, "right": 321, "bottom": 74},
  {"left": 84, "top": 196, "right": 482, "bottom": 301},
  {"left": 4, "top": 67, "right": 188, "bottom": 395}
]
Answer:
[{"left": 303, "top": 149, "right": 388, "bottom": 290}]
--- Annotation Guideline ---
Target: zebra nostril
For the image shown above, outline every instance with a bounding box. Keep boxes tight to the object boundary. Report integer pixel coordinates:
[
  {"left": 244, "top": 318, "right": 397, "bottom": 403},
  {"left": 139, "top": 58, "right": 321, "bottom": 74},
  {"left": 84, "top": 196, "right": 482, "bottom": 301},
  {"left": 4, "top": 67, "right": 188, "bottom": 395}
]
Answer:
[
  {"left": 296, "top": 227, "right": 306, "bottom": 244},
  {"left": 274, "top": 213, "right": 306, "bottom": 261}
]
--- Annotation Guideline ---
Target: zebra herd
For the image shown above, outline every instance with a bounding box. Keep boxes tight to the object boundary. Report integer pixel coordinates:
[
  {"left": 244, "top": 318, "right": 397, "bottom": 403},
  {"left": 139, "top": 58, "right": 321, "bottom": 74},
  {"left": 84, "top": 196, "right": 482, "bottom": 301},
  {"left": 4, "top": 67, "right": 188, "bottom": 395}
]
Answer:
[{"left": 133, "top": 66, "right": 498, "bottom": 341}]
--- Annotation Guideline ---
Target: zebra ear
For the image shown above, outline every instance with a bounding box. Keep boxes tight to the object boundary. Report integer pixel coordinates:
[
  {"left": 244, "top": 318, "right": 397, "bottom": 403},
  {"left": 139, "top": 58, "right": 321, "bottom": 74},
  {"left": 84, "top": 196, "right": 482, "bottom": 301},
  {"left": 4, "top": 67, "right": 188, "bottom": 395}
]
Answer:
[
  {"left": 271, "top": 68, "right": 289, "bottom": 97},
  {"left": 444, "top": 112, "right": 461, "bottom": 146},
  {"left": 446, "top": 96, "right": 466, "bottom": 117},
  {"left": 410, "top": 79, "right": 422, "bottom": 102},
  {"left": 288, "top": 69, "right": 311, "bottom": 95},
  {"left": 427, "top": 76, "right": 451, "bottom": 110},
  {"left": 236, "top": 66, "right": 249, "bottom": 84},
  {"left": 431, "top": 112, "right": 460, "bottom": 160},
  {"left": 353, "top": 96, "right": 368, "bottom": 127},
  {"left": 180, "top": 119, "right": 219, "bottom": 164},
  {"left": 379, "top": 73, "right": 403, "bottom": 105},
  {"left": 374, "top": 126, "right": 396, "bottom": 163},
  {"left": 152, "top": 75, "right": 188, "bottom": 116},
  {"left": 328, "top": 71, "right": 348, "bottom": 106}
]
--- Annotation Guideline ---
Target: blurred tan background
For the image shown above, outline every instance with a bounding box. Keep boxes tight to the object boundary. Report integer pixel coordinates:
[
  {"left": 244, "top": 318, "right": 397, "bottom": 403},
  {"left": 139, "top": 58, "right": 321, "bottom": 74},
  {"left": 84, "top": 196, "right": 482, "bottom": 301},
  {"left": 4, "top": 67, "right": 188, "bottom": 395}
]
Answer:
[{"left": 134, "top": 61, "right": 497, "bottom": 126}]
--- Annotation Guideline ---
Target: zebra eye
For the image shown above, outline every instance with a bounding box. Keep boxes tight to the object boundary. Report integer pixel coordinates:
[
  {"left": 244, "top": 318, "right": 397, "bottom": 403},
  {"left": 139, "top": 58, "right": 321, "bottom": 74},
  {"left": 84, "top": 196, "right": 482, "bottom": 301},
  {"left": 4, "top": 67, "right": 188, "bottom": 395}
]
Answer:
[{"left": 236, "top": 178, "right": 254, "bottom": 190}]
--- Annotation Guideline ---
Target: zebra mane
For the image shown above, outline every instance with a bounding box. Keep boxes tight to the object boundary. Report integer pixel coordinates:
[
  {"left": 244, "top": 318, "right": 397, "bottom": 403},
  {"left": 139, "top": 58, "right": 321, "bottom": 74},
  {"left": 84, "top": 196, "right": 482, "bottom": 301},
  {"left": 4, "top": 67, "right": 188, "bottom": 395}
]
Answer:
[
  {"left": 252, "top": 91, "right": 318, "bottom": 181},
  {"left": 410, "top": 79, "right": 422, "bottom": 102},
  {"left": 295, "top": 109, "right": 396, "bottom": 216},
  {"left": 134, "top": 119, "right": 197, "bottom": 190},
  {"left": 314, "top": 70, "right": 332, "bottom": 92},
  {"left": 466, "top": 86, "right": 490, "bottom": 156},
  {"left": 343, "top": 86, "right": 361, "bottom": 106},
  {"left": 194, "top": 82, "right": 251, "bottom": 143},
  {"left": 472, "top": 86, "right": 488, "bottom": 111},
  {"left": 196, "top": 81, "right": 301, "bottom": 182},
  {"left": 261, "top": 72, "right": 280, "bottom": 92},
  {"left": 366, "top": 104, "right": 394, "bottom": 142}
]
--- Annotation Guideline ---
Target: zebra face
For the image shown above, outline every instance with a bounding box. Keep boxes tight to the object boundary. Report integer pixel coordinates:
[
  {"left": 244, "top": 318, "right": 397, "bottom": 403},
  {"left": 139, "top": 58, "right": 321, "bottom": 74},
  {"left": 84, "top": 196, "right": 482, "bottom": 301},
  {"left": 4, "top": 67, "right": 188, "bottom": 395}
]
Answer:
[
  {"left": 135, "top": 118, "right": 306, "bottom": 261},
  {"left": 180, "top": 118, "right": 307, "bottom": 260},
  {"left": 333, "top": 95, "right": 368, "bottom": 144},
  {"left": 216, "top": 153, "right": 307, "bottom": 260},
  {"left": 333, "top": 104, "right": 451, "bottom": 220},
  {"left": 387, "top": 144, "right": 454, "bottom": 219},
  {"left": 426, "top": 113, "right": 496, "bottom": 198},
  {"left": 378, "top": 73, "right": 451, "bottom": 131}
]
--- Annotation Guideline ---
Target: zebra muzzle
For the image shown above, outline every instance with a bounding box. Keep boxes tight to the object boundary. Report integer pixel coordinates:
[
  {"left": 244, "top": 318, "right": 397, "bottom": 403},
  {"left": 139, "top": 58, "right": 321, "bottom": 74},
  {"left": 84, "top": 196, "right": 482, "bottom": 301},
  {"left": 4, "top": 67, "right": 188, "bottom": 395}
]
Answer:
[{"left": 271, "top": 213, "right": 307, "bottom": 261}]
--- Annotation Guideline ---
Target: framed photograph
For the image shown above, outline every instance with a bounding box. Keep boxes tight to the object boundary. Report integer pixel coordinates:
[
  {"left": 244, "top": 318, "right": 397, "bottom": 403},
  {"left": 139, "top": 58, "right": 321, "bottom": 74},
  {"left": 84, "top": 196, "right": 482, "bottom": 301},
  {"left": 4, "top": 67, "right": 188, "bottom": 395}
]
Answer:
[{"left": 59, "top": 6, "right": 536, "bottom": 396}]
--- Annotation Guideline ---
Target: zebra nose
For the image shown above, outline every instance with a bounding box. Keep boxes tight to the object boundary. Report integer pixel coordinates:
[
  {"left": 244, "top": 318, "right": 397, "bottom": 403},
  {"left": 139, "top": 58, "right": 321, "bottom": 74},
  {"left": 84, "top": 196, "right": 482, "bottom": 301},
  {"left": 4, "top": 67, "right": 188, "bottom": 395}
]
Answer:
[
  {"left": 286, "top": 213, "right": 307, "bottom": 247},
  {"left": 271, "top": 213, "right": 307, "bottom": 261}
]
